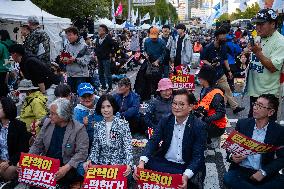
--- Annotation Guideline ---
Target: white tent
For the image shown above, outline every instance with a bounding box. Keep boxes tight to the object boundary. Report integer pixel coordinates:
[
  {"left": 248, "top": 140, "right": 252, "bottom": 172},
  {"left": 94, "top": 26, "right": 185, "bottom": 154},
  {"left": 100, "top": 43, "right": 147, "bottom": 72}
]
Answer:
[
  {"left": 0, "top": 0, "right": 72, "bottom": 60},
  {"left": 140, "top": 23, "right": 151, "bottom": 30},
  {"left": 94, "top": 18, "right": 113, "bottom": 28}
]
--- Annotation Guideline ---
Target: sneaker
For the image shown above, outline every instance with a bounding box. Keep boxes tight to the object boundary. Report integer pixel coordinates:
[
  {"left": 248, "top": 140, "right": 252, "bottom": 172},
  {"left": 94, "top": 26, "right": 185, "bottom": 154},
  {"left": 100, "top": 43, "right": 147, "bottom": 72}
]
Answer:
[{"left": 233, "top": 106, "right": 245, "bottom": 114}]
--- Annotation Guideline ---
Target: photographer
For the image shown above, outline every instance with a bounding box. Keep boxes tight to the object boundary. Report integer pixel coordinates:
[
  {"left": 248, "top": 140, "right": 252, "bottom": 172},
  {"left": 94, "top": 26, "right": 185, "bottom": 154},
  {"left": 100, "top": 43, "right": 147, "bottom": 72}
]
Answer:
[
  {"left": 247, "top": 9, "right": 284, "bottom": 120},
  {"left": 194, "top": 65, "right": 227, "bottom": 141},
  {"left": 201, "top": 28, "right": 244, "bottom": 114}
]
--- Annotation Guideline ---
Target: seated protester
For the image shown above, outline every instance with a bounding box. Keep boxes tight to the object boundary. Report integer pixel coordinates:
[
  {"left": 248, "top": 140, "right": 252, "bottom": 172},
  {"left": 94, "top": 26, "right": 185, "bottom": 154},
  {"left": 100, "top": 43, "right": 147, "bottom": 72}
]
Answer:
[
  {"left": 113, "top": 78, "right": 141, "bottom": 135},
  {"left": 194, "top": 65, "right": 226, "bottom": 145},
  {"left": 144, "top": 78, "right": 173, "bottom": 129},
  {"left": 74, "top": 83, "right": 102, "bottom": 148},
  {"left": 78, "top": 94, "right": 133, "bottom": 178},
  {"left": 0, "top": 98, "right": 30, "bottom": 187},
  {"left": 224, "top": 94, "right": 284, "bottom": 189},
  {"left": 24, "top": 98, "right": 89, "bottom": 189},
  {"left": 134, "top": 89, "right": 207, "bottom": 189},
  {"left": 19, "top": 79, "right": 47, "bottom": 135},
  {"left": 9, "top": 44, "right": 60, "bottom": 105}
]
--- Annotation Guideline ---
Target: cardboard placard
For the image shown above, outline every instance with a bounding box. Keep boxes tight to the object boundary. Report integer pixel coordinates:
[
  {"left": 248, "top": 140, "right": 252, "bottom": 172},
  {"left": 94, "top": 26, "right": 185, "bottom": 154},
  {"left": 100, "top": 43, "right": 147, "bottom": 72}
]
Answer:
[{"left": 18, "top": 153, "right": 60, "bottom": 189}]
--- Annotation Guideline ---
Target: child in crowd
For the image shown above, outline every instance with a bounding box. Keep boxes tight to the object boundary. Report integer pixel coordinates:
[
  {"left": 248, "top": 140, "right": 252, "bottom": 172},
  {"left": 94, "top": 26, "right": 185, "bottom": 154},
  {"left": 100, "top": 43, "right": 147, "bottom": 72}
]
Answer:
[{"left": 74, "top": 83, "right": 102, "bottom": 148}]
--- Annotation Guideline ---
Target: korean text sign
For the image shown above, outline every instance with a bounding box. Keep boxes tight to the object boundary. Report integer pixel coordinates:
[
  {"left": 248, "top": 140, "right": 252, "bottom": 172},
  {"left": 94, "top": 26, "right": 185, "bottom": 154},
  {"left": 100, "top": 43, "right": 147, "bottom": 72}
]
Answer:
[
  {"left": 170, "top": 65, "right": 195, "bottom": 90},
  {"left": 222, "top": 130, "right": 282, "bottom": 156},
  {"left": 137, "top": 168, "right": 182, "bottom": 189},
  {"left": 83, "top": 165, "right": 127, "bottom": 189},
  {"left": 18, "top": 153, "right": 60, "bottom": 189}
]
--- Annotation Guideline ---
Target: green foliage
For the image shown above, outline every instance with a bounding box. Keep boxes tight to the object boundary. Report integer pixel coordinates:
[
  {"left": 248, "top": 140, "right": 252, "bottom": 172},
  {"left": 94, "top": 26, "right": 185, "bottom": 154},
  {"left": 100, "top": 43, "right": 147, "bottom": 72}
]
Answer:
[
  {"left": 32, "top": 0, "right": 178, "bottom": 23},
  {"left": 31, "top": 0, "right": 110, "bottom": 20},
  {"left": 218, "top": 2, "right": 260, "bottom": 22}
]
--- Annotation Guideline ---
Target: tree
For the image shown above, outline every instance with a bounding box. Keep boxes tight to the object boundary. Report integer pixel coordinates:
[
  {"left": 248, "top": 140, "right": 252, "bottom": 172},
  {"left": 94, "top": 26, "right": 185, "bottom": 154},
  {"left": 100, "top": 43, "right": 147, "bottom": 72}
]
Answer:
[
  {"left": 218, "top": 3, "right": 260, "bottom": 22},
  {"left": 32, "top": 0, "right": 110, "bottom": 20}
]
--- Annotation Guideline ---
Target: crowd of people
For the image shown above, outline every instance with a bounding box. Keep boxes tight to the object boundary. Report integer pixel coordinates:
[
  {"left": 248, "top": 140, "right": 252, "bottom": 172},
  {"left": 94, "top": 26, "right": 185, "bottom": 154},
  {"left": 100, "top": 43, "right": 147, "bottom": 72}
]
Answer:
[{"left": 0, "top": 7, "right": 284, "bottom": 189}]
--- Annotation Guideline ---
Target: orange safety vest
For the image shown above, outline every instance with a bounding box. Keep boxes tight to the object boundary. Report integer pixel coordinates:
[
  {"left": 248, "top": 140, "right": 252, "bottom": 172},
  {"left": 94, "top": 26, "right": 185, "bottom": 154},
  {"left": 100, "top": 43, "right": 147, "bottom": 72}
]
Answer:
[{"left": 194, "top": 89, "right": 227, "bottom": 128}]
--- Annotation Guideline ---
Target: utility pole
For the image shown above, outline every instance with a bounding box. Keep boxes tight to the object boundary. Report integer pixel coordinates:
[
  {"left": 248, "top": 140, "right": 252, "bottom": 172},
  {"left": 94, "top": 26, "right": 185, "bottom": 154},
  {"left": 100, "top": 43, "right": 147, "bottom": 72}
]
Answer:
[{"left": 128, "top": 0, "right": 132, "bottom": 22}]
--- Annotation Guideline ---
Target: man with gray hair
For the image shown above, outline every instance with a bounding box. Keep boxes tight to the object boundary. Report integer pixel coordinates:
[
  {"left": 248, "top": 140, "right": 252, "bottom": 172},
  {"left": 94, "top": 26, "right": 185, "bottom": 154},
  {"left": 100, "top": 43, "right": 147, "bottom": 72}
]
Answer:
[
  {"left": 23, "top": 16, "right": 51, "bottom": 64},
  {"left": 26, "top": 98, "right": 89, "bottom": 188}
]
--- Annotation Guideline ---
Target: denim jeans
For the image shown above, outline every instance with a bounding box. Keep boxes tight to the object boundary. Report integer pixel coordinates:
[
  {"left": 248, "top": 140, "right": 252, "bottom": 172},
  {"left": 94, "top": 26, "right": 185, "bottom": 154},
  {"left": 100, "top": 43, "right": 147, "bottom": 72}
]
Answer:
[
  {"left": 98, "top": 59, "right": 112, "bottom": 89},
  {"left": 224, "top": 167, "right": 284, "bottom": 189},
  {"left": 67, "top": 77, "right": 88, "bottom": 94}
]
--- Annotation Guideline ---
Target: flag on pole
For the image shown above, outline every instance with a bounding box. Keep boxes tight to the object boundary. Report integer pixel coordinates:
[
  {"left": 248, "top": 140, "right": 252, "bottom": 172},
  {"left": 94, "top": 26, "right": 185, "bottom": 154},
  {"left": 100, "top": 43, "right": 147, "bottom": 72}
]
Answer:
[
  {"left": 141, "top": 12, "right": 151, "bottom": 22},
  {"left": 135, "top": 8, "right": 139, "bottom": 21},
  {"left": 114, "top": 2, "right": 123, "bottom": 17},
  {"left": 152, "top": 17, "right": 156, "bottom": 25},
  {"left": 213, "top": 2, "right": 221, "bottom": 11}
]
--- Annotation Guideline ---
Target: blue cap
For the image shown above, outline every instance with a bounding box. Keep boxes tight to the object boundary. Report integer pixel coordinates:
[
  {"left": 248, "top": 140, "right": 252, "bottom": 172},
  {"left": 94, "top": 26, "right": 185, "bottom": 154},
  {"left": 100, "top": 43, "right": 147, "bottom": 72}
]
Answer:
[{"left": 77, "top": 83, "right": 94, "bottom": 96}]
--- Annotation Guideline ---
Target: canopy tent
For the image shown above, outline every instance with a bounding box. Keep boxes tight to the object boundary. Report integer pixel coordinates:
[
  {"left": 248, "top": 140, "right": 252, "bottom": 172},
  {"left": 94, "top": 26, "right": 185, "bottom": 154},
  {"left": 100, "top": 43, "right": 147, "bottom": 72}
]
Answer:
[
  {"left": 0, "top": 0, "right": 72, "bottom": 60},
  {"left": 94, "top": 18, "right": 113, "bottom": 28},
  {"left": 139, "top": 23, "right": 151, "bottom": 30},
  {"left": 94, "top": 18, "right": 123, "bottom": 29}
]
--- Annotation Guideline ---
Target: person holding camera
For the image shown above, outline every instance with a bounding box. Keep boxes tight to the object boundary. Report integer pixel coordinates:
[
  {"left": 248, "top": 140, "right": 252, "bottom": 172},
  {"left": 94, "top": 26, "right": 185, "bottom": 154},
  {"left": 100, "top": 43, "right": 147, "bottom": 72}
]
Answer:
[
  {"left": 247, "top": 9, "right": 284, "bottom": 120},
  {"left": 194, "top": 65, "right": 227, "bottom": 143},
  {"left": 201, "top": 28, "right": 244, "bottom": 114}
]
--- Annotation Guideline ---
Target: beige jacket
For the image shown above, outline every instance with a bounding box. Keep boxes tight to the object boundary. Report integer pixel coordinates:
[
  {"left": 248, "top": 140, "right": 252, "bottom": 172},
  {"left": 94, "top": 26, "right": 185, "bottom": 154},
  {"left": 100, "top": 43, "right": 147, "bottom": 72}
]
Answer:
[{"left": 29, "top": 118, "right": 89, "bottom": 168}]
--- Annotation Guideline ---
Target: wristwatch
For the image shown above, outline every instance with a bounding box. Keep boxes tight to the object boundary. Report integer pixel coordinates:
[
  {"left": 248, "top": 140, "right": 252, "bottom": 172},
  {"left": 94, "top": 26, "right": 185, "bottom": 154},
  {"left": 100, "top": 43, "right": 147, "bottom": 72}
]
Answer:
[{"left": 259, "top": 169, "right": 267, "bottom": 177}]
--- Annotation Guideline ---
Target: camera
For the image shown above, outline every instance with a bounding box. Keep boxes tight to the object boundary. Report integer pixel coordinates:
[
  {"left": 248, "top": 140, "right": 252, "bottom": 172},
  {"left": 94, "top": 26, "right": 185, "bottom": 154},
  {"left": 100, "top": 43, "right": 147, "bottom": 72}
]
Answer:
[{"left": 193, "top": 106, "right": 208, "bottom": 118}]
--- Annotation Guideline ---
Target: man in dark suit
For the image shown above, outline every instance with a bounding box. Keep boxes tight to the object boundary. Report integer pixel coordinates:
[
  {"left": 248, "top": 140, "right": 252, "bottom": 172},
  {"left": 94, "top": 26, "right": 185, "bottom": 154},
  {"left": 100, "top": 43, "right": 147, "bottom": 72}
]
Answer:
[
  {"left": 224, "top": 94, "right": 284, "bottom": 189},
  {"left": 134, "top": 89, "right": 207, "bottom": 189}
]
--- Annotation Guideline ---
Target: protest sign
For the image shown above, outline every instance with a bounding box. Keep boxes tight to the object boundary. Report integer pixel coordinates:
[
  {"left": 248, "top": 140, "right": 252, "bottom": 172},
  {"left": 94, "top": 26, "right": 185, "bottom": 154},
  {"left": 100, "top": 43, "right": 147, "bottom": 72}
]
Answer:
[
  {"left": 83, "top": 165, "right": 127, "bottom": 189},
  {"left": 18, "top": 153, "right": 60, "bottom": 189},
  {"left": 222, "top": 130, "right": 282, "bottom": 156},
  {"left": 137, "top": 168, "right": 182, "bottom": 189},
  {"left": 170, "top": 65, "right": 195, "bottom": 90}
]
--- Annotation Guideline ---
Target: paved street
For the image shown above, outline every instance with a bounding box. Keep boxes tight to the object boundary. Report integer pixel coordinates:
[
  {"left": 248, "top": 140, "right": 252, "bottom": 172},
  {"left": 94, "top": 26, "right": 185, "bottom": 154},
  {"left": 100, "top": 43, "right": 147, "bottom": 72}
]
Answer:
[{"left": 124, "top": 67, "right": 284, "bottom": 189}]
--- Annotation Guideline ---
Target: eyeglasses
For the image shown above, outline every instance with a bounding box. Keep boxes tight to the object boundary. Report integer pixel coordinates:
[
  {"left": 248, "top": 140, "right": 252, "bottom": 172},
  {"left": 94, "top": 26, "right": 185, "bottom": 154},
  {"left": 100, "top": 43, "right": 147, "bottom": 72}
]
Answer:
[
  {"left": 253, "top": 102, "right": 271, "bottom": 110},
  {"left": 172, "top": 101, "right": 187, "bottom": 109}
]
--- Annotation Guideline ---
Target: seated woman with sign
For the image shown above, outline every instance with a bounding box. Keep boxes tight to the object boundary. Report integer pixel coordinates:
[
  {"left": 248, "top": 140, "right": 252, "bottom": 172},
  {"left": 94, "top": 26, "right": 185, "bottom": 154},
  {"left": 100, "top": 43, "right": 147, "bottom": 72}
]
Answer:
[
  {"left": 26, "top": 98, "right": 89, "bottom": 189},
  {"left": 80, "top": 94, "right": 133, "bottom": 177},
  {"left": 144, "top": 78, "right": 173, "bottom": 129},
  {"left": 0, "top": 97, "right": 30, "bottom": 186}
]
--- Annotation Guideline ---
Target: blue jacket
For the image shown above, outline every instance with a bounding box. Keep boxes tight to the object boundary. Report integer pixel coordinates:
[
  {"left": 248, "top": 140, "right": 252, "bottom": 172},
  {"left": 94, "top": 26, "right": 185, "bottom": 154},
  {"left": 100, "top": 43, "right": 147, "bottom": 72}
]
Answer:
[
  {"left": 113, "top": 91, "right": 140, "bottom": 120},
  {"left": 73, "top": 104, "right": 103, "bottom": 146},
  {"left": 143, "top": 114, "right": 207, "bottom": 174},
  {"left": 144, "top": 38, "right": 166, "bottom": 63},
  {"left": 228, "top": 118, "right": 284, "bottom": 177},
  {"left": 226, "top": 35, "right": 242, "bottom": 65}
]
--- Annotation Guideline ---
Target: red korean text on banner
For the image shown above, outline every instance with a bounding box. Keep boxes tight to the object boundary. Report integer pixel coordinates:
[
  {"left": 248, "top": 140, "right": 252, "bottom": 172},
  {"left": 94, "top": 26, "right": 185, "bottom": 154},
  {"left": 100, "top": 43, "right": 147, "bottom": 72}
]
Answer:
[
  {"left": 137, "top": 168, "right": 183, "bottom": 189},
  {"left": 222, "top": 130, "right": 283, "bottom": 156},
  {"left": 170, "top": 65, "right": 195, "bottom": 91},
  {"left": 18, "top": 153, "right": 60, "bottom": 189},
  {"left": 83, "top": 165, "right": 127, "bottom": 189}
]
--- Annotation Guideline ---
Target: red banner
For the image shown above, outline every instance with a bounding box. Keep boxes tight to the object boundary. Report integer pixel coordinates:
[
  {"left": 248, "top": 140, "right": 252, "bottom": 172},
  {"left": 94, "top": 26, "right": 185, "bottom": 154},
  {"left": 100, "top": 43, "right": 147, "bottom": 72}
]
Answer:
[
  {"left": 18, "top": 153, "right": 60, "bottom": 189},
  {"left": 137, "top": 168, "right": 182, "bottom": 189},
  {"left": 83, "top": 165, "right": 128, "bottom": 189},
  {"left": 170, "top": 65, "right": 195, "bottom": 90},
  {"left": 222, "top": 130, "right": 282, "bottom": 156}
]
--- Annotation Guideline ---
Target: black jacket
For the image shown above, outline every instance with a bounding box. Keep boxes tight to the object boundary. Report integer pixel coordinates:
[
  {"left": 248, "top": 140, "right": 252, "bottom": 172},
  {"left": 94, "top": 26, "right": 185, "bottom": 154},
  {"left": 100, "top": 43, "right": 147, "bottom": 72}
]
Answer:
[
  {"left": 7, "top": 119, "right": 30, "bottom": 166},
  {"left": 143, "top": 114, "right": 207, "bottom": 174},
  {"left": 228, "top": 118, "right": 284, "bottom": 177},
  {"left": 95, "top": 35, "right": 114, "bottom": 60},
  {"left": 20, "top": 55, "right": 60, "bottom": 89}
]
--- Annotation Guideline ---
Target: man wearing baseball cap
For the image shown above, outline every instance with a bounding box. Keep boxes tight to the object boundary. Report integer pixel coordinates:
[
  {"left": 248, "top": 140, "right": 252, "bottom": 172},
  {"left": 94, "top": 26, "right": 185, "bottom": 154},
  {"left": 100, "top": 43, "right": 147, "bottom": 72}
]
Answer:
[
  {"left": 247, "top": 8, "right": 284, "bottom": 120},
  {"left": 23, "top": 16, "right": 51, "bottom": 64}
]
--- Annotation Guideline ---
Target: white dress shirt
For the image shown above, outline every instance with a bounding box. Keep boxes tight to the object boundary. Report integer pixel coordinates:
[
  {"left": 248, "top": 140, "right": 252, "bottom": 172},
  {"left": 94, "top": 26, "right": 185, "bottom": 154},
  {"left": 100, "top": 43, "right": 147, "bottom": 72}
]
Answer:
[{"left": 140, "top": 116, "right": 194, "bottom": 179}]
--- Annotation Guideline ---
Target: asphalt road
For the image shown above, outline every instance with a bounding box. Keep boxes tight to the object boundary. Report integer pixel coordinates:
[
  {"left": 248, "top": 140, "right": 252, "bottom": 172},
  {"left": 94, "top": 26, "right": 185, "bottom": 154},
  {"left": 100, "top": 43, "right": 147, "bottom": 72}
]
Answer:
[{"left": 125, "top": 67, "right": 284, "bottom": 189}]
